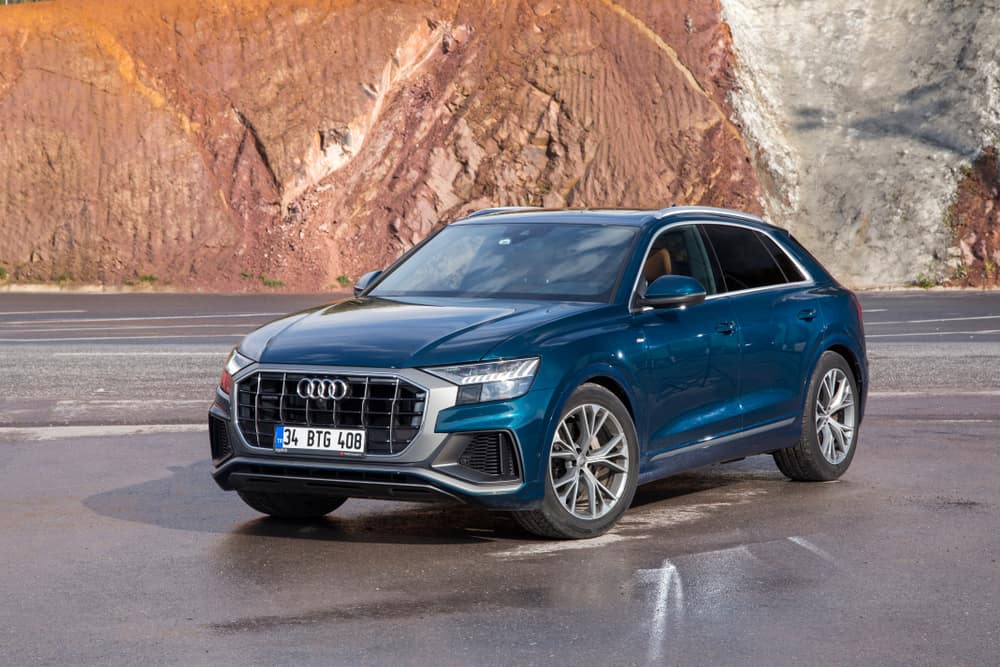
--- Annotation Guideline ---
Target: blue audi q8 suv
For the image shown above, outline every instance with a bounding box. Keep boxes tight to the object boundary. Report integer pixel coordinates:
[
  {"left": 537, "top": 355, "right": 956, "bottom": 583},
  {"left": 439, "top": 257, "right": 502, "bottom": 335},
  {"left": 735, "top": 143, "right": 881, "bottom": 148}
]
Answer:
[{"left": 209, "top": 206, "right": 867, "bottom": 539}]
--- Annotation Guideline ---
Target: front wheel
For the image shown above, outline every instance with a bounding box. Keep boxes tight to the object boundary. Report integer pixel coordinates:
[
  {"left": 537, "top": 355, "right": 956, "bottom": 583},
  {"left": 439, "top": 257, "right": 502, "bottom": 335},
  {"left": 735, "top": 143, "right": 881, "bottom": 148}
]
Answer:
[
  {"left": 774, "top": 351, "right": 860, "bottom": 481},
  {"left": 514, "top": 383, "right": 639, "bottom": 539},
  {"left": 237, "top": 491, "right": 347, "bottom": 519}
]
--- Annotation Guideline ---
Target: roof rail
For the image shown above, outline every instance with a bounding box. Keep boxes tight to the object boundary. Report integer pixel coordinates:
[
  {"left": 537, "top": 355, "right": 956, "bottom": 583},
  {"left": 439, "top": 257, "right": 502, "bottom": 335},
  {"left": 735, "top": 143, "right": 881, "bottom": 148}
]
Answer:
[
  {"left": 652, "top": 204, "right": 678, "bottom": 219},
  {"left": 653, "top": 205, "right": 764, "bottom": 223},
  {"left": 465, "top": 206, "right": 541, "bottom": 219}
]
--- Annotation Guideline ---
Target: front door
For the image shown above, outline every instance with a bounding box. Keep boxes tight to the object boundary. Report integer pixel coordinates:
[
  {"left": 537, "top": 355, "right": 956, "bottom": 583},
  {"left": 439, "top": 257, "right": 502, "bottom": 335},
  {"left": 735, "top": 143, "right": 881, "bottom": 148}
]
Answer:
[{"left": 634, "top": 225, "right": 742, "bottom": 456}]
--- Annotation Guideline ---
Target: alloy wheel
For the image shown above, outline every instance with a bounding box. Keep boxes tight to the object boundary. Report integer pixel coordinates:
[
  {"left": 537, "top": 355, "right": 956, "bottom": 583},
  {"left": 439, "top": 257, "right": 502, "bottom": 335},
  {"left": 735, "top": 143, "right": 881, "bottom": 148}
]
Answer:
[
  {"left": 549, "top": 403, "right": 630, "bottom": 520},
  {"left": 814, "top": 368, "right": 856, "bottom": 465}
]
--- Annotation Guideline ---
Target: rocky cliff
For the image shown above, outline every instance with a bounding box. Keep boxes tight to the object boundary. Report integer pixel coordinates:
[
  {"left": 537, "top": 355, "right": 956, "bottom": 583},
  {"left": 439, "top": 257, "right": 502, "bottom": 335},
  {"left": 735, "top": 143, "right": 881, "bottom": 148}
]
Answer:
[
  {"left": 723, "top": 0, "right": 1000, "bottom": 287},
  {"left": 3, "top": 0, "right": 997, "bottom": 290},
  {"left": 0, "top": 0, "right": 759, "bottom": 290}
]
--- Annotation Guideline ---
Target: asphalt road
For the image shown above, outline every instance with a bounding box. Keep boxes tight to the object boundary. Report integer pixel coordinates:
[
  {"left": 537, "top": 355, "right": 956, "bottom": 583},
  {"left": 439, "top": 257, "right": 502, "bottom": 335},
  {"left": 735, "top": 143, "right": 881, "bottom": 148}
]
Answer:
[{"left": 0, "top": 290, "right": 998, "bottom": 665}]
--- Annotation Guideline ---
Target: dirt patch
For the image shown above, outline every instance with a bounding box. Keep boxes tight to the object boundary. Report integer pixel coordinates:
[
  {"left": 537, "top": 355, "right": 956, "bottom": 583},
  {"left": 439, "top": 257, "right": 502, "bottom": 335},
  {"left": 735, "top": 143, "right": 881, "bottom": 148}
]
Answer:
[
  {"left": 905, "top": 495, "right": 988, "bottom": 512},
  {"left": 946, "top": 146, "right": 1000, "bottom": 287}
]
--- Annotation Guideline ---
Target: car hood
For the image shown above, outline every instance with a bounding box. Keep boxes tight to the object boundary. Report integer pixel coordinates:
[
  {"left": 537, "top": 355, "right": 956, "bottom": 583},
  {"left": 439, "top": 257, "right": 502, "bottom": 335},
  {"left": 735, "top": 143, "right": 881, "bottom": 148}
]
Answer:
[{"left": 240, "top": 296, "right": 600, "bottom": 367}]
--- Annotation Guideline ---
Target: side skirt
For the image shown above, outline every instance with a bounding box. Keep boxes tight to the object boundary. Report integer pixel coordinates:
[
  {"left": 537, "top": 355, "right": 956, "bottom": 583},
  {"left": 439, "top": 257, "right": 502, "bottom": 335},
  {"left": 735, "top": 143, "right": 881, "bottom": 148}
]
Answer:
[{"left": 638, "top": 417, "right": 798, "bottom": 484}]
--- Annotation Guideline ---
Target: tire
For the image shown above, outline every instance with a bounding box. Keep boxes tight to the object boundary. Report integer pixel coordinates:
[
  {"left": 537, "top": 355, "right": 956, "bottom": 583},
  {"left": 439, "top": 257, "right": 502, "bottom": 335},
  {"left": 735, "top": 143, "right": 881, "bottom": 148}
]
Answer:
[
  {"left": 514, "top": 383, "right": 639, "bottom": 539},
  {"left": 774, "top": 351, "right": 860, "bottom": 481},
  {"left": 237, "top": 490, "right": 347, "bottom": 519}
]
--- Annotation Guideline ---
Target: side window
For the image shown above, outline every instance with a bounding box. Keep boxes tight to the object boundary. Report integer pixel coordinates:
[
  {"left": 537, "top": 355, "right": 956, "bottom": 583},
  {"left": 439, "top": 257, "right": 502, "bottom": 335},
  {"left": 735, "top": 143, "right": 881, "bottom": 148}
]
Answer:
[
  {"left": 702, "top": 225, "right": 787, "bottom": 292},
  {"left": 640, "top": 225, "right": 717, "bottom": 295},
  {"left": 758, "top": 233, "right": 805, "bottom": 282}
]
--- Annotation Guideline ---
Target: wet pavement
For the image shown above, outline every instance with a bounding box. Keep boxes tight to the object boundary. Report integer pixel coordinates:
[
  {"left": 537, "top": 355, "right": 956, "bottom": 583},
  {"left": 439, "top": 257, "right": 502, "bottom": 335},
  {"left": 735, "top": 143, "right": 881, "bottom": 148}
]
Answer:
[{"left": 0, "top": 291, "right": 998, "bottom": 665}]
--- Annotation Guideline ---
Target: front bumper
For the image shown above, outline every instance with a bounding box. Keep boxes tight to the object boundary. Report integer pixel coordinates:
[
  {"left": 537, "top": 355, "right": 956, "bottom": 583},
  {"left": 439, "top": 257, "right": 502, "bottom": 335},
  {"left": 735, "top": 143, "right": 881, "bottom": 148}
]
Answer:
[{"left": 209, "top": 363, "right": 554, "bottom": 509}]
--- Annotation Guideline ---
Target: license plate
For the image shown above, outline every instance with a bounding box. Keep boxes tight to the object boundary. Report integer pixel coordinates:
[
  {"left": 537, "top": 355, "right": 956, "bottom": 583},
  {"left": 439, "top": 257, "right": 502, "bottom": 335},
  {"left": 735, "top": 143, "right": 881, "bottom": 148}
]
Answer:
[{"left": 273, "top": 425, "right": 366, "bottom": 456}]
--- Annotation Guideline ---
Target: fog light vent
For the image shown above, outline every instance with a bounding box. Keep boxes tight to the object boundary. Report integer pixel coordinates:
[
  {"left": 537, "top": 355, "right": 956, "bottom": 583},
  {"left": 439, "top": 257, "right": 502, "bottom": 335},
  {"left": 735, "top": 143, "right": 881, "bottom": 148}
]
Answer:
[
  {"left": 458, "top": 432, "right": 518, "bottom": 478},
  {"left": 210, "top": 416, "right": 234, "bottom": 463}
]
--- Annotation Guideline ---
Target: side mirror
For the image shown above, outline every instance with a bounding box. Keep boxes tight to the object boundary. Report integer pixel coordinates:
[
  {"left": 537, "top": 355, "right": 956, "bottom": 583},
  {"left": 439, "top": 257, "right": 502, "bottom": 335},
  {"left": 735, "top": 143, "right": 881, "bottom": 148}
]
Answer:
[
  {"left": 353, "top": 270, "right": 382, "bottom": 296},
  {"left": 637, "top": 275, "right": 706, "bottom": 309}
]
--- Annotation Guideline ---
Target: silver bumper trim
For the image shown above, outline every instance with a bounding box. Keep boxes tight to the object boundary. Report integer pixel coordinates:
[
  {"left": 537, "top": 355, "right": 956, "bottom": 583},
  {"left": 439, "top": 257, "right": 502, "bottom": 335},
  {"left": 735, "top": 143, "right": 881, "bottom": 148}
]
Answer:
[{"left": 216, "top": 456, "right": 524, "bottom": 496}]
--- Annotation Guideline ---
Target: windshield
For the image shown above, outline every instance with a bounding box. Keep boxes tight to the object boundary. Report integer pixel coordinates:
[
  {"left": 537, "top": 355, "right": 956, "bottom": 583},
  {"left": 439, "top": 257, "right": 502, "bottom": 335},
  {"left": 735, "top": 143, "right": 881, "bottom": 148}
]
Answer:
[{"left": 369, "top": 222, "right": 638, "bottom": 301}]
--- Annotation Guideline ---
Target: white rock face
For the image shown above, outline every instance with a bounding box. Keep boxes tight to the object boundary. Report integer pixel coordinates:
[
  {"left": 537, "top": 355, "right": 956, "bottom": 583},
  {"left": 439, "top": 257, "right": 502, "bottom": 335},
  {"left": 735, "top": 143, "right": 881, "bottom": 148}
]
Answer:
[{"left": 722, "top": 0, "right": 1000, "bottom": 287}]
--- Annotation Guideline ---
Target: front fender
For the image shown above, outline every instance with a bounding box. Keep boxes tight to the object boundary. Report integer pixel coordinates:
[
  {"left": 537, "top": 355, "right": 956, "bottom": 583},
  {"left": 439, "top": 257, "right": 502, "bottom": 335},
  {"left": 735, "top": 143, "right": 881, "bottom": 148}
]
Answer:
[
  {"left": 530, "top": 361, "right": 644, "bottom": 480},
  {"left": 482, "top": 308, "right": 646, "bottom": 483}
]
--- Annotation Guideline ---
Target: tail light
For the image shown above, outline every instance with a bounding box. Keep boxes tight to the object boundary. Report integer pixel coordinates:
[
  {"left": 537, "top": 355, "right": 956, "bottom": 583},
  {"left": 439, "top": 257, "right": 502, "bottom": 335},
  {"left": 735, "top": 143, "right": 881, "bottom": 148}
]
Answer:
[{"left": 851, "top": 293, "right": 865, "bottom": 337}]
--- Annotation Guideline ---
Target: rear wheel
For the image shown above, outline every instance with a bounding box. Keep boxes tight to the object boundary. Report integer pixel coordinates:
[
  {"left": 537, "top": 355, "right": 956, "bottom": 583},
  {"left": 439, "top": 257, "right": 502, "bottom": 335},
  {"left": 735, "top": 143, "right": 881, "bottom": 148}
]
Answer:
[
  {"left": 774, "top": 351, "right": 859, "bottom": 481},
  {"left": 237, "top": 491, "right": 347, "bottom": 519},
  {"left": 514, "top": 383, "right": 639, "bottom": 539}
]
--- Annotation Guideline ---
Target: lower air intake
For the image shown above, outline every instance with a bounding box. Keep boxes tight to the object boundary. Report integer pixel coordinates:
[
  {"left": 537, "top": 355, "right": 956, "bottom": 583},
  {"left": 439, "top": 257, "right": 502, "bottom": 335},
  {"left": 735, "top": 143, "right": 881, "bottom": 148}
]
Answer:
[
  {"left": 210, "top": 416, "right": 234, "bottom": 463},
  {"left": 458, "top": 432, "right": 519, "bottom": 479}
]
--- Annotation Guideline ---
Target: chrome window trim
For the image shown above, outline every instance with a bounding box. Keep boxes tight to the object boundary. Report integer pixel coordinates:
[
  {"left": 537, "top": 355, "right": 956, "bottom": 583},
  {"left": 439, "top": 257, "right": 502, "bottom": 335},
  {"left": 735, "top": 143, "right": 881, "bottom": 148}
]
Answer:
[
  {"left": 229, "top": 363, "right": 458, "bottom": 461},
  {"left": 628, "top": 218, "right": 815, "bottom": 312}
]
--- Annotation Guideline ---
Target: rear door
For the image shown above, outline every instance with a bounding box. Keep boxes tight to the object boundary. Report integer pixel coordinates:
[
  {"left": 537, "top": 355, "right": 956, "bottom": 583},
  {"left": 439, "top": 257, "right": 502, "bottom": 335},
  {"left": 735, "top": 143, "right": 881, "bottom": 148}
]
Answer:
[
  {"left": 633, "top": 224, "right": 742, "bottom": 456},
  {"left": 701, "top": 223, "right": 824, "bottom": 430}
]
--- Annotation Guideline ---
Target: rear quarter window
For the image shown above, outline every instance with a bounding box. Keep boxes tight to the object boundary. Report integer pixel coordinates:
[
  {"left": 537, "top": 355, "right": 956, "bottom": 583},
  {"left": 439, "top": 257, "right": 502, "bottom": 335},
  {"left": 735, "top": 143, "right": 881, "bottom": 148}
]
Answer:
[
  {"left": 703, "top": 225, "right": 787, "bottom": 292},
  {"left": 757, "top": 233, "right": 806, "bottom": 282}
]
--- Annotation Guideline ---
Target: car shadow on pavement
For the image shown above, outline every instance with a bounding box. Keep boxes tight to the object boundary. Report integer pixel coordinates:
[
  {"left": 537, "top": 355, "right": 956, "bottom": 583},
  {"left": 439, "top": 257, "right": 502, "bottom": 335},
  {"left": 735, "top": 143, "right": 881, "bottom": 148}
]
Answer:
[
  {"left": 83, "top": 456, "right": 787, "bottom": 548},
  {"left": 630, "top": 458, "right": 786, "bottom": 510},
  {"left": 82, "top": 459, "right": 524, "bottom": 545},
  {"left": 227, "top": 507, "right": 519, "bottom": 546}
]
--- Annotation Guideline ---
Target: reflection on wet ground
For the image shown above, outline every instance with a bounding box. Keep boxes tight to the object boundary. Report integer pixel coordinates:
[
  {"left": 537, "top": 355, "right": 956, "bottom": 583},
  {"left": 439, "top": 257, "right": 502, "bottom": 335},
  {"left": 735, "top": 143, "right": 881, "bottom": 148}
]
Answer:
[{"left": 2, "top": 412, "right": 997, "bottom": 664}]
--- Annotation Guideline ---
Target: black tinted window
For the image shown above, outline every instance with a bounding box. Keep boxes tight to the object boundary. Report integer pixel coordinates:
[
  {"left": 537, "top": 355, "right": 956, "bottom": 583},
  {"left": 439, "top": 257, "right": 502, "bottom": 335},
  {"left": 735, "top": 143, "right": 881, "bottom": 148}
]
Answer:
[
  {"left": 758, "top": 233, "right": 805, "bottom": 282},
  {"left": 703, "top": 225, "right": 787, "bottom": 291}
]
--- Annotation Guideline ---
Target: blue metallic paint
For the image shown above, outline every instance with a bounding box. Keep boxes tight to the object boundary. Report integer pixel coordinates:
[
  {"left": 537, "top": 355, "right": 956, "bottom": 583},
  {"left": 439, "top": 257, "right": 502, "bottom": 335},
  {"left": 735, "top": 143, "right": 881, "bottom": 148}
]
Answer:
[
  {"left": 729, "top": 285, "right": 827, "bottom": 429},
  {"left": 640, "top": 274, "right": 707, "bottom": 305},
  {"left": 242, "top": 297, "right": 604, "bottom": 368},
  {"left": 634, "top": 297, "right": 742, "bottom": 456},
  {"left": 212, "top": 208, "right": 868, "bottom": 509}
]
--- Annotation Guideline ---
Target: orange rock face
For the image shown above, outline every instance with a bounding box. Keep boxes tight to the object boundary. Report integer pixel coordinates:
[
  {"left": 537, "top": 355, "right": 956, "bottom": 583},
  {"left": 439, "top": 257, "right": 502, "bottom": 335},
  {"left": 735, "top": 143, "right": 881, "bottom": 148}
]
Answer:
[
  {"left": 948, "top": 147, "right": 1000, "bottom": 287},
  {"left": 0, "top": 0, "right": 760, "bottom": 290}
]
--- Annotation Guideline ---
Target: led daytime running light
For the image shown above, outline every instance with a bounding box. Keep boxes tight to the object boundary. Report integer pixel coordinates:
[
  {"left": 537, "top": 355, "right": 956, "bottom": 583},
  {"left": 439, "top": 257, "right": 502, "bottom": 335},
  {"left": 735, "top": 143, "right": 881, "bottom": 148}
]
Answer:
[
  {"left": 425, "top": 357, "right": 540, "bottom": 388},
  {"left": 456, "top": 359, "right": 539, "bottom": 385}
]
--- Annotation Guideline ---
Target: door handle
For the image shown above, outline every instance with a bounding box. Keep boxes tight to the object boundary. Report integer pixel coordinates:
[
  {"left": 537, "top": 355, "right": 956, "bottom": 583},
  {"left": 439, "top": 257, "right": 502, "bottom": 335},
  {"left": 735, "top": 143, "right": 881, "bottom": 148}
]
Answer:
[
  {"left": 797, "top": 308, "right": 818, "bottom": 321},
  {"left": 716, "top": 321, "right": 737, "bottom": 335}
]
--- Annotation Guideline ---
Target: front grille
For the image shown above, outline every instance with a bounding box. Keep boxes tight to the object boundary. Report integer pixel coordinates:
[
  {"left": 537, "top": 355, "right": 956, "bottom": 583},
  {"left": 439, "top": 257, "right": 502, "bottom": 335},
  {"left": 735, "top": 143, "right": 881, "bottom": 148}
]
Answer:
[
  {"left": 210, "top": 415, "right": 233, "bottom": 463},
  {"left": 459, "top": 432, "right": 519, "bottom": 479},
  {"left": 236, "top": 371, "right": 427, "bottom": 455}
]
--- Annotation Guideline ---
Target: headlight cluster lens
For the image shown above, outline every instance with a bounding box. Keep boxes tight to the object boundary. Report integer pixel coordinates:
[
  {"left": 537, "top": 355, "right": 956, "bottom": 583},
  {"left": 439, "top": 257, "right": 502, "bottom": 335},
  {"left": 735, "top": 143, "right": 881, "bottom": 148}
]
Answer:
[
  {"left": 425, "top": 357, "right": 540, "bottom": 405},
  {"left": 220, "top": 347, "right": 255, "bottom": 394}
]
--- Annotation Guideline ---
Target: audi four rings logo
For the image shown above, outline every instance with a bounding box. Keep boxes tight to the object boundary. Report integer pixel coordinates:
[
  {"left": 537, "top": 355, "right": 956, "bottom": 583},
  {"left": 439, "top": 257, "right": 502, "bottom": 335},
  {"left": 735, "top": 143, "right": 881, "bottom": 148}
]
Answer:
[{"left": 296, "top": 378, "right": 349, "bottom": 400}]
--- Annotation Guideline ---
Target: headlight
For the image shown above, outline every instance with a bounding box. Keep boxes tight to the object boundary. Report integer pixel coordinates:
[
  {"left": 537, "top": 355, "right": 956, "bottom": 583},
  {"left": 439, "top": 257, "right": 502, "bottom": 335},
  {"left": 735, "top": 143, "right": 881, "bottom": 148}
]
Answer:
[
  {"left": 424, "top": 357, "right": 540, "bottom": 404},
  {"left": 220, "top": 347, "right": 255, "bottom": 394}
]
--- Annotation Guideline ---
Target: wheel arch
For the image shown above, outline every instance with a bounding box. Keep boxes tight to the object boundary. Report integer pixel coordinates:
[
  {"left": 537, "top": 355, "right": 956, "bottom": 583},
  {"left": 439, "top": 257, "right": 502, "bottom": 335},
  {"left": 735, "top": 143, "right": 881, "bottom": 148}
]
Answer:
[
  {"left": 516, "top": 365, "right": 642, "bottom": 538},
  {"left": 774, "top": 340, "right": 864, "bottom": 482},
  {"left": 827, "top": 343, "right": 864, "bottom": 390},
  {"left": 583, "top": 374, "right": 636, "bottom": 420},
  {"left": 542, "top": 362, "right": 643, "bottom": 455},
  {"left": 813, "top": 338, "right": 868, "bottom": 421}
]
